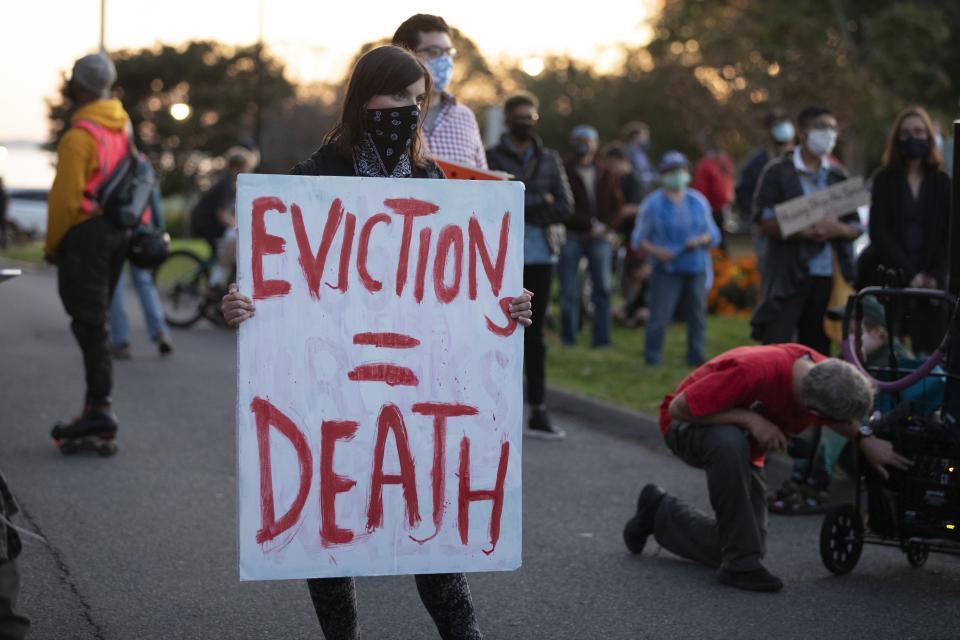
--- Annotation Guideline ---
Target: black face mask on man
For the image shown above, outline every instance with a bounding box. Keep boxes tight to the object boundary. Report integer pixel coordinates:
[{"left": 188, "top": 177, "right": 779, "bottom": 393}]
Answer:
[
  {"left": 573, "top": 141, "right": 592, "bottom": 158},
  {"left": 364, "top": 105, "right": 421, "bottom": 173},
  {"left": 896, "top": 136, "right": 931, "bottom": 160},
  {"left": 508, "top": 120, "right": 535, "bottom": 140}
]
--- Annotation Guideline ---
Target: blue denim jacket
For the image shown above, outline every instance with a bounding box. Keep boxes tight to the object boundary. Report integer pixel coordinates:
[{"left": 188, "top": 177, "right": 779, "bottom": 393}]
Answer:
[{"left": 632, "top": 188, "right": 721, "bottom": 275}]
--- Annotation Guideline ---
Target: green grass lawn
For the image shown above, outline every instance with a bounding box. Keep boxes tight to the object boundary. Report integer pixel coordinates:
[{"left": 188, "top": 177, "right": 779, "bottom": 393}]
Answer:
[
  {"left": 0, "top": 237, "right": 210, "bottom": 266},
  {"left": 546, "top": 314, "right": 753, "bottom": 415},
  {"left": 0, "top": 242, "right": 45, "bottom": 264}
]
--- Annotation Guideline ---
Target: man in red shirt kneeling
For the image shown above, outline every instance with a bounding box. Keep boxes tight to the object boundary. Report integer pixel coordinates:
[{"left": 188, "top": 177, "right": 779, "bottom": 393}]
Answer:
[{"left": 622, "top": 344, "right": 911, "bottom": 592}]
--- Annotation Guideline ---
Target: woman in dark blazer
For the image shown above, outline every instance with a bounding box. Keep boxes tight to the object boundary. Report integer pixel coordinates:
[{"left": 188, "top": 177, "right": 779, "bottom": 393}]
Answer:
[{"left": 865, "top": 106, "right": 950, "bottom": 355}]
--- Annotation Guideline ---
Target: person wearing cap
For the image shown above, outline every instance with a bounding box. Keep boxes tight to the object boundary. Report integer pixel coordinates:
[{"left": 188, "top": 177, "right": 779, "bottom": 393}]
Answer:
[
  {"left": 46, "top": 51, "right": 131, "bottom": 435},
  {"left": 558, "top": 124, "right": 620, "bottom": 348},
  {"left": 622, "top": 343, "right": 911, "bottom": 592},
  {"left": 631, "top": 151, "right": 720, "bottom": 366},
  {"left": 750, "top": 106, "right": 862, "bottom": 354},
  {"left": 735, "top": 109, "right": 796, "bottom": 276}
]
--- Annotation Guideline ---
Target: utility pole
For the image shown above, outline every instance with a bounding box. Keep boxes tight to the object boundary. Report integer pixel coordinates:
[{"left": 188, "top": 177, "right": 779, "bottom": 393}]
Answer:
[
  {"left": 254, "top": 0, "right": 265, "bottom": 154},
  {"left": 99, "top": 0, "right": 106, "bottom": 51}
]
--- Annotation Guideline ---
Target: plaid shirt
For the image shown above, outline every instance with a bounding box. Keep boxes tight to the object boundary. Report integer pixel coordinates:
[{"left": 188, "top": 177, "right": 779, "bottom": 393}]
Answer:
[{"left": 424, "top": 93, "right": 488, "bottom": 169}]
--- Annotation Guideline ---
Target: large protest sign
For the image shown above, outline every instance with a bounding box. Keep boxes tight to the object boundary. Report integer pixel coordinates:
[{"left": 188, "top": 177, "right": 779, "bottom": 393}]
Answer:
[
  {"left": 234, "top": 174, "right": 524, "bottom": 581},
  {"left": 774, "top": 176, "right": 870, "bottom": 237}
]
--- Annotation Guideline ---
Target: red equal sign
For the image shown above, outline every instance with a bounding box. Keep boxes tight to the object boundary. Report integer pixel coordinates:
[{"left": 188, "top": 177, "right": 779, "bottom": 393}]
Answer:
[
  {"left": 352, "top": 332, "right": 421, "bottom": 349},
  {"left": 347, "top": 332, "right": 421, "bottom": 387}
]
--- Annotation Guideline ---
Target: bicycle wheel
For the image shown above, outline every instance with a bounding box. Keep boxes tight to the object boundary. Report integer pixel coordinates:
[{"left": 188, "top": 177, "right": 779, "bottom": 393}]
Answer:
[{"left": 154, "top": 250, "right": 209, "bottom": 328}]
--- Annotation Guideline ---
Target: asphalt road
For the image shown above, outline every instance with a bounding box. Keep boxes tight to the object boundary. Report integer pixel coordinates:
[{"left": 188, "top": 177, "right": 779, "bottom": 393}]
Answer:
[{"left": 2, "top": 264, "right": 959, "bottom": 640}]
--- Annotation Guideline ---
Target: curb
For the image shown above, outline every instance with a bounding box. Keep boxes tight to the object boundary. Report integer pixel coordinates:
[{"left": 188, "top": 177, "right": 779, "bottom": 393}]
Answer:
[
  {"left": 545, "top": 384, "right": 793, "bottom": 472},
  {"left": 0, "top": 256, "right": 45, "bottom": 272},
  {"left": 544, "top": 384, "right": 665, "bottom": 449}
]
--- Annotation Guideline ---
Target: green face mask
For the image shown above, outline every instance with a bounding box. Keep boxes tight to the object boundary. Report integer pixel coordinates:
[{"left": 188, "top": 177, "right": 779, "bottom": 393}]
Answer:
[{"left": 661, "top": 170, "right": 691, "bottom": 191}]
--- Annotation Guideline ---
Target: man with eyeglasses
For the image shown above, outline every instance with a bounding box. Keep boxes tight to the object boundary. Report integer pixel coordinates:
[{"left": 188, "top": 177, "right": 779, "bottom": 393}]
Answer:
[
  {"left": 393, "top": 14, "right": 488, "bottom": 169},
  {"left": 750, "top": 106, "right": 862, "bottom": 353},
  {"left": 621, "top": 343, "right": 911, "bottom": 592}
]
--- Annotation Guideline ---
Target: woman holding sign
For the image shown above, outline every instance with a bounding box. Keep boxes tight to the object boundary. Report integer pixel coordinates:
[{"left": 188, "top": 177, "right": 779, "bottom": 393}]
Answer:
[{"left": 222, "top": 45, "right": 533, "bottom": 640}]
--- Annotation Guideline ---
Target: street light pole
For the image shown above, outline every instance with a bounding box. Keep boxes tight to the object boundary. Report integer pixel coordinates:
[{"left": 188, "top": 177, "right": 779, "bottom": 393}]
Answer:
[
  {"left": 99, "top": 0, "right": 106, "bottom": 52},
  {"left": 254, "top": 0, "right": 264, "bottom": 154}
]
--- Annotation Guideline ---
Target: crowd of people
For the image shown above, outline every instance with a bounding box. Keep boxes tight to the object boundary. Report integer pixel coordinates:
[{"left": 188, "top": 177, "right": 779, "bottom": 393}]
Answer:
[{"left": 0, "top": 9, "right": 953, "bottom": 638}]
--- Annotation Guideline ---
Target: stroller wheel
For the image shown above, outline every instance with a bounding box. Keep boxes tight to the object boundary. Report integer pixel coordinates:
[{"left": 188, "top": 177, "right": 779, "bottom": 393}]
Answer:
[
  {"left": 906, "top": 542, "right": 929, "bottom": 568},
  {"left": 820, "top": 504, "right": 864, "bottom": 575}
]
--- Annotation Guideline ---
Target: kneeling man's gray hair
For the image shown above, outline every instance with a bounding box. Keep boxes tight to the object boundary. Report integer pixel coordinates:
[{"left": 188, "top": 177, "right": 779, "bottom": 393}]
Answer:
[{"left": 800, "top": 358, "right": 874, "bottom": 423}]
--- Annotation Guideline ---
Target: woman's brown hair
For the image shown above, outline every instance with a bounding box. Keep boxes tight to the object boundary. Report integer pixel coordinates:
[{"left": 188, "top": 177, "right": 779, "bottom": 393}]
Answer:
[
  {"left": 325, "top": 45, "right": 433, "bottom": 169},
  {"left": 881, "top": 106, "right": 943, "bottom": 170}
]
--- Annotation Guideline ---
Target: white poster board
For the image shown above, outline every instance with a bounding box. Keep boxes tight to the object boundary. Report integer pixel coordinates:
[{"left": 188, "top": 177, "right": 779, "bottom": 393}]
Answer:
[
  {"left": 235, "top": 174, "right": 524, "bottom": 581},
  {"left": 774, "top": 176, "right": 870, "bottom": 237}
]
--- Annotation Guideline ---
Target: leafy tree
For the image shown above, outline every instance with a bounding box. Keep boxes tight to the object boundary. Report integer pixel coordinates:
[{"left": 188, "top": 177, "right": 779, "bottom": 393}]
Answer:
[
  {"left": 47, "top": 40, "right": 295, "bottom": 193},
  {"left": 506, "top": 0, "right": 958, "bottom": 176},
  {"left": 646, "top": 0, "right": 957, "bottom": 173}
]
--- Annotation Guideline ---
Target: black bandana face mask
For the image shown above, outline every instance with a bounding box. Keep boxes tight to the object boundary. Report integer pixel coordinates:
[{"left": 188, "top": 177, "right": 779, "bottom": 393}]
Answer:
[{"left": 364, "top": 105, "right": 421, "bottom": 174}]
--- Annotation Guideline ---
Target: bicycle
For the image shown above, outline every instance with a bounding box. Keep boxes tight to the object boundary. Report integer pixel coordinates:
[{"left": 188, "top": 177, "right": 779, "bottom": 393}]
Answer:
[{"left": 153, "top": 248, "right": 232, "bottom": 328}]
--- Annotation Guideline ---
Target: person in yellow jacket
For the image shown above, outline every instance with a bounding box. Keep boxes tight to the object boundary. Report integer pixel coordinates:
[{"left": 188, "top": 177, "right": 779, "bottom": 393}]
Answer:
[{"left": 47, "top": 52, "right": 130, "bottom": 444}]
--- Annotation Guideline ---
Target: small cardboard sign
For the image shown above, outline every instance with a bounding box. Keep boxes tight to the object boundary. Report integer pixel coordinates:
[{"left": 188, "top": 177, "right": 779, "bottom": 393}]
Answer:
[{"left": 774, "top": 176, "right": 870, "bottom": 237}]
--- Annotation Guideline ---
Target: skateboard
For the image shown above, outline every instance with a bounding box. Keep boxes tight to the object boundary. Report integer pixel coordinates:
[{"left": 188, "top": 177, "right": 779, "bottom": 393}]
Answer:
[{"left": 51, "top": 415, "right": 119, "bottom": 457}]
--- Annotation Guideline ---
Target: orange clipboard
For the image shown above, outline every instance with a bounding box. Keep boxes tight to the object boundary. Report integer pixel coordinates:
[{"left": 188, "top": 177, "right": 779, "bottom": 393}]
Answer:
[{"left": 435, "top": 158, "right": 512, "bottom": 181}]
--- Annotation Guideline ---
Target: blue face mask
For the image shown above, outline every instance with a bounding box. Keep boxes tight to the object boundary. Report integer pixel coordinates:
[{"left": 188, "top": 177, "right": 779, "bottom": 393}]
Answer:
[
  {"left": 426, "top": 55, "right": 454, "bottom": 93},
  {"left": 771, "top": 121, "right": 795, "bottom": 144}
]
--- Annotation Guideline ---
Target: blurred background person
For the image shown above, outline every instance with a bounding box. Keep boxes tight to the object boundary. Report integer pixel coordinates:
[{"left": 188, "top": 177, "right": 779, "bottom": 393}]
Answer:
[
  {"left": 601, "top": 143, "right": 648, "bottom": 329},
  {"left": 109, "top": 186, "right": 173, "bottom": 358},
  {"left": 559, "top": 125, "right": 617, "bottom": 348},
  {"left": 622, "top": 121, "right": 657, "bottom": 197},
  {"left": 750, "top": 106, "right": 861, "bottom": 354},
  {"left": 188, "top": 146, "right": 257, "bottom": 289},
  {"left": 632, "top": 151, "right": 720, "bottom": 366},
  {"left": 861, "top": 106, "right": 950, "bottom": 355},
  {"left": 487, "top": 91, "right": 573, "bottom": 439},
  {"left": 735, "top": 109, "right": 795, "bottom": 278},
  {"left": 392, "top": 13, "right": 487, "bottom": 168},
  {"left": 691, "top": 134, "right": 735, "bottom": 253},
  {"left": 45, "top": 52, "right": 129, "bottom": 437}
]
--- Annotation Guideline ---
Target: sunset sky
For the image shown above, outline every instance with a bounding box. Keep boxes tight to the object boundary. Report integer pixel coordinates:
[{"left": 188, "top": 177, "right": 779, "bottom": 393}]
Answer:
[{"left": 1, "top": 0, "right": 659, "bottom": 142}]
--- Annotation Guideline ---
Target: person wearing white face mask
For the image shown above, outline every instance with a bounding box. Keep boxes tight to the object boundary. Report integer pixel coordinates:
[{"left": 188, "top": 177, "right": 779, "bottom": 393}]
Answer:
[
  {"left": 392, "top": 14, "right": 488, "bottom": 169},
  {"left": 735, "top": 108, "right": 795, "bottom": 280},
  {"left": 749, "top": 106, "right": 863, "bottom": 355}
]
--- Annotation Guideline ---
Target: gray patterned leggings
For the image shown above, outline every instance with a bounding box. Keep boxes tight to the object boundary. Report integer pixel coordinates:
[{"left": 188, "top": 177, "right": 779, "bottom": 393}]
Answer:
[{"left": 306, "top": 573, "right": 482, "bottom": 639}]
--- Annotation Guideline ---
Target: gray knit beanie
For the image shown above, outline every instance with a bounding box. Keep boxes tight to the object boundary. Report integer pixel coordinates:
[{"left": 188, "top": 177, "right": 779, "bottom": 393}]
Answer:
[{"left": 71, "top": 53, "right": 117, "bottom": 98}]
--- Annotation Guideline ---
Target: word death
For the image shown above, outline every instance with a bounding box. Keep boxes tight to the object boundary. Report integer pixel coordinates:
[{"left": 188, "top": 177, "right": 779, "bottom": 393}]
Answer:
[
  {"left": 250, "top": 196, "right": 517, "bottom": 336},
  {"left": 252, "top": 396, "right": 510, "bottom": 554}
]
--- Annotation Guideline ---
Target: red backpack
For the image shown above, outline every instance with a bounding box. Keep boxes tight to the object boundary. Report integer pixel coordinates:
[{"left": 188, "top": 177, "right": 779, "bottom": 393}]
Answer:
[{"left": 75, "top": 119, "right": 155, "bottom": 229}]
